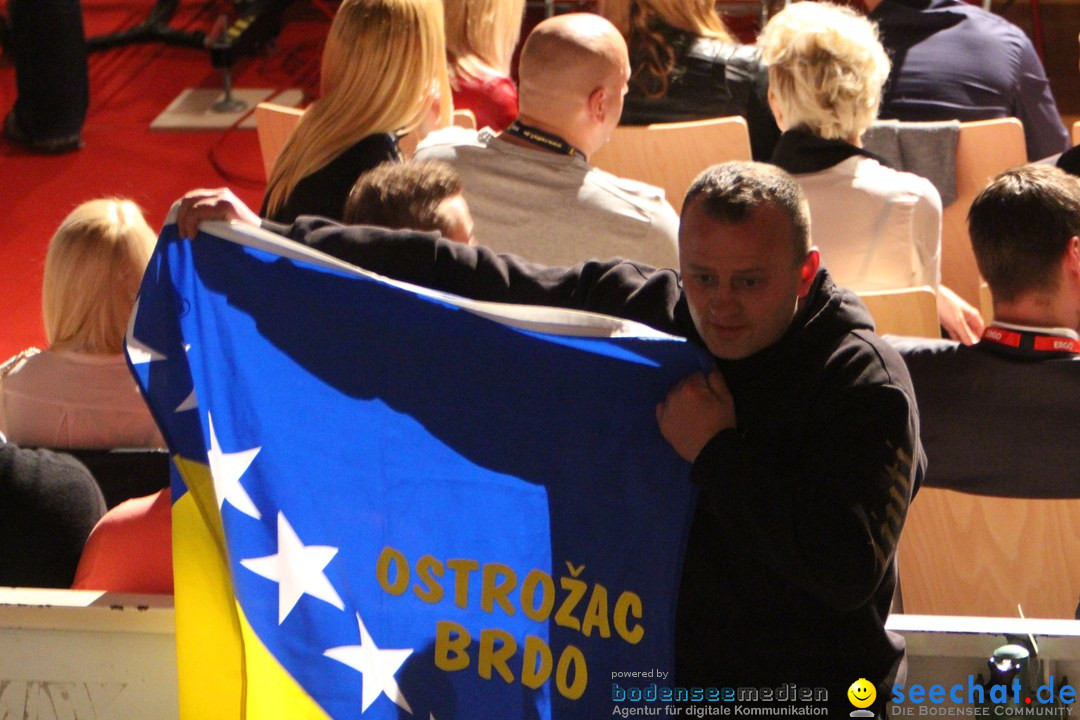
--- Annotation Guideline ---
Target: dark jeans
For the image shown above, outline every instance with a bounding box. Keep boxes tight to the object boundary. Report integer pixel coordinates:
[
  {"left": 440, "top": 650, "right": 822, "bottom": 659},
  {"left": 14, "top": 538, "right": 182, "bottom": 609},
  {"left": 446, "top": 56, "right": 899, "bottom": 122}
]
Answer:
[{"left": 9, "top": 0, "right": 88, "bottom": 142}]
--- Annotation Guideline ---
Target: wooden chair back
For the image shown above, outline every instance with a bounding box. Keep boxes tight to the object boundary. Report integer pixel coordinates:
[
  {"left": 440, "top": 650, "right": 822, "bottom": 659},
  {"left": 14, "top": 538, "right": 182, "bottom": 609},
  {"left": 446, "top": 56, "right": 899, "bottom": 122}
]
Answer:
[
  {"left": 591, "top": 116, "right": 752, "bottom": 213},
  {"left": 941, "top": 118, "right": 1026, "bottom": 307},
  {"left": 857, "top": 286, "right": 939, "bottom": 338},
  {"left": 899, "top": 488, "right": 1080, "bottom": 618},
  {"left": 254, "top": 102, "right": 304, "bottom": 180},
  {"left": 1072, "top": 120, "right": 1079, "bottom": 147}
]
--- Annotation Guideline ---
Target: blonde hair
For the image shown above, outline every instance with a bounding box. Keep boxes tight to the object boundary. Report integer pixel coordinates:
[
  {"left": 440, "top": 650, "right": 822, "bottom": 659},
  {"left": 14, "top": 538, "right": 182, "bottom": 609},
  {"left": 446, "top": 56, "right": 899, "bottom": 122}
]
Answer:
[
  {"left": 600, "top": 0, "right": 732, "bottom": 99},
  {"left": 265, "top": 0, "right": 452, "bottom": 216},
  {"left": 758, "top": 2, "right": 890, "bottom": 143},
  {"left": 42, "top": 199, "right": 155, "bottom": 354},
  {"left": 444, "top": 0, "right": 525, "bottom": 83}
]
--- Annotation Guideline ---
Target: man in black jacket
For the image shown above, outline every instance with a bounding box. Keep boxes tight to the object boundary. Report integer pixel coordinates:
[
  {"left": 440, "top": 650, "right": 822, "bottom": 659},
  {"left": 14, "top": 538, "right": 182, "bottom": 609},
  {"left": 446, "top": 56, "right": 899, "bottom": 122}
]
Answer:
[{"left": 179, "top": 161, "right": 923, "bottom": 717}]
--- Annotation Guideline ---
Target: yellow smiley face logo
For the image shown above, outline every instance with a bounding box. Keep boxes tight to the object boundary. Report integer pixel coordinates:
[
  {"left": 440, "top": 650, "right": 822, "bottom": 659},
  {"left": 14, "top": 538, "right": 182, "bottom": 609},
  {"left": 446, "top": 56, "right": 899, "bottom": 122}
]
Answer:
[{"left": 848, "top": 678, "right": 876, "bottom": 709}]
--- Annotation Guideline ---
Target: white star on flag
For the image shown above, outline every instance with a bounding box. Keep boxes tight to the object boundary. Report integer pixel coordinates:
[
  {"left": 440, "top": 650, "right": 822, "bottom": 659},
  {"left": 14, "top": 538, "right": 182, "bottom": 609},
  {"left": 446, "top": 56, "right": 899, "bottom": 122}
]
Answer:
[
  {"left": 240, "top": 511, "right": 345, "bottom": 624},
  {"left": 325, "top": 613, "right": 414, "bottom": 715},
  {"left": 206, "top": 413, "right": 261, "bottom": 519},
  {"left": 125, "top": 298, "right": 167, "bottom": 365}
]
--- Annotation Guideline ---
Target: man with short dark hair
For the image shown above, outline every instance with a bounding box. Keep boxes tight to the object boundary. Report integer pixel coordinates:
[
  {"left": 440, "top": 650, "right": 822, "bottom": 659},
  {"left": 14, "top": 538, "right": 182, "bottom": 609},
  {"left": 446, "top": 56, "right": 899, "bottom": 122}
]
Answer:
[
  {"left": 892, "top": 165, "right": 1080, "bottom": 494},
  {"left": 178, "top": 161, "right": 922, "bottom": 716},
  {"left": 344, "top": 161, "right": 475, "bottom": 246}
]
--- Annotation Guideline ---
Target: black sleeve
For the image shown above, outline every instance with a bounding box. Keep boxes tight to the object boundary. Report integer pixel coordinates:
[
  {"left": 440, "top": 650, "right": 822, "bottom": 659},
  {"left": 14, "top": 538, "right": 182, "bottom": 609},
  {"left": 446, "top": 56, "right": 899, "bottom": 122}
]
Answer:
[
  {"left": 268, "top": 217, "right": 691, "bottom": 336},
  {"left": 0, "top": 444, "right": 107, "bottom": 588},
  {"left": 690, "top": 363, "right": 921, "bottom": 611}
]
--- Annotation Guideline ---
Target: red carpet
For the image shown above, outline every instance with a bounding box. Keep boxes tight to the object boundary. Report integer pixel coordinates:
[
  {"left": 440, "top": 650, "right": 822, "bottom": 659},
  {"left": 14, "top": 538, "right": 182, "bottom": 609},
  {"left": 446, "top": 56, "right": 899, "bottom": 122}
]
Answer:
[{"left": 0, "top": 0, "right": 330, "bottom": 359}]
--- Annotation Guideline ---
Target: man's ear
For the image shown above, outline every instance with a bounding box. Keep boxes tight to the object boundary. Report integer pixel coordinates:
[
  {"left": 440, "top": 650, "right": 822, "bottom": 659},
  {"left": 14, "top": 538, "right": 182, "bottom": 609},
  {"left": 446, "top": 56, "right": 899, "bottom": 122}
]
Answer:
[
  {"left": 797, "top": 248, "right": 821, "bottom": 297},
  {"left": 1063, "top": 236, "right": 1080, "bottom": 289},
  {"left": 588, "top": 86, "right": 607, "bottom": 123}
]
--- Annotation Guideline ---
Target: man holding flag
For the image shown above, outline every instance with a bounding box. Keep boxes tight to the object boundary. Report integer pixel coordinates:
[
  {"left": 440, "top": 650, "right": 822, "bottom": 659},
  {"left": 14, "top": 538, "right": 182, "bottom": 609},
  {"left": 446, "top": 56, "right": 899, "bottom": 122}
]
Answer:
[{"left": 178, "top": 160, "right": 922, "bottom": 716}]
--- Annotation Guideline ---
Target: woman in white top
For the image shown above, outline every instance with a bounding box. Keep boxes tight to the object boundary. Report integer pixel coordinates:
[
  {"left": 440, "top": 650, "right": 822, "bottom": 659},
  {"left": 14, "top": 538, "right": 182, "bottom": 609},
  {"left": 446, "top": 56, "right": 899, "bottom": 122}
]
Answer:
[
  {"left": 0, "top": 199, "right": 165, "bottom": 448},
  {"left": 759, "top": 2, "right": 983, "bottom": 343}
]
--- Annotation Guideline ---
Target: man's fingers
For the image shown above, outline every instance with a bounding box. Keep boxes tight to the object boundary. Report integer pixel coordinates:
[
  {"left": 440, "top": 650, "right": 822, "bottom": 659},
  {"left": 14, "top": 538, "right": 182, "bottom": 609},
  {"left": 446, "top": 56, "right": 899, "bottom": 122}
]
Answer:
[{"left": 705, "top": 369, "right": 729, "bottom": 399}]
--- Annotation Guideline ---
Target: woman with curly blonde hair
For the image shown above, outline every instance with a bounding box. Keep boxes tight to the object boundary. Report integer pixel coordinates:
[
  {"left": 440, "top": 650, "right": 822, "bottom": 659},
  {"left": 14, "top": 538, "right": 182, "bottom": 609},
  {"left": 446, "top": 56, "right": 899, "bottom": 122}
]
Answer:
[
  {"left": 444, "top": 0, "right": 524, "bottom": 132},
  {"left": 0, "top": 198, "right": 164, "bottom": 448},
  {"left": 598, "top": 0, "right": 778, "bottom": 159},
  {"left": 262, "top": 0, "right": 452, "bottom": 224},
  {"left": 762, "top": 1, "right": 982, "bottom": 343}
]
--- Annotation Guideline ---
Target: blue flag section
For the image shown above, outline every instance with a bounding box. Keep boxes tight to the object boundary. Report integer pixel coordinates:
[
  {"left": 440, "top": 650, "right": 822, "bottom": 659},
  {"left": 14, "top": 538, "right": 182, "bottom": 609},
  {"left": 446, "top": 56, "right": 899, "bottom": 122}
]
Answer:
[{"left": 128, "top": 219, "right": 705, "bottom": 719}]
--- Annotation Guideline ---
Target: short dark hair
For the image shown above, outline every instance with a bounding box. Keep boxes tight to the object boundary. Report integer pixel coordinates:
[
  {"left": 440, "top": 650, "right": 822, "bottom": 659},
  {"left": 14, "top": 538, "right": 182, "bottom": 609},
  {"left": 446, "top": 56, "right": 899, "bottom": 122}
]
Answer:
[
  {"left": 344, "top": 160, "right": 464, "bottom": 235},
  {"left": 682, "top": 161, "right": 811, "bottom": 261},
  {"left": 968, "top": 164, "right": 1080, "bottom": 302}
]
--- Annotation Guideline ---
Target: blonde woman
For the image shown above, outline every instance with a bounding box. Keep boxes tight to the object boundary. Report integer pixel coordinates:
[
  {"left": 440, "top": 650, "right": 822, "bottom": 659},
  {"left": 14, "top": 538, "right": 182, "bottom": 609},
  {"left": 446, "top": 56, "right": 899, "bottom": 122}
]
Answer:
[
  {"left": 599, "top": 0, "right": 779, "bottom": 160},
  {"left": 444, "top": 0, "right": 524, "bottom": 132},
  {"left": 262, "top": 0, "right": 452, "bottom": 224},
  {"left": 761, "top": 1, "right": 982, "bottom": 343},
  {"left": 0, "top": 199, "right": 165, "bottom": 448}
]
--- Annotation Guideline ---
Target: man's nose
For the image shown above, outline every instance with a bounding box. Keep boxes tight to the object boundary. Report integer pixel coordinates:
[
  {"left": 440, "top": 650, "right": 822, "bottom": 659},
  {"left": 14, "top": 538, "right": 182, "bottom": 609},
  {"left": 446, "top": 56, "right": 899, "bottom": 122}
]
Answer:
[{"left": 707, "top": 287, "right": 737, "bottom": 314}]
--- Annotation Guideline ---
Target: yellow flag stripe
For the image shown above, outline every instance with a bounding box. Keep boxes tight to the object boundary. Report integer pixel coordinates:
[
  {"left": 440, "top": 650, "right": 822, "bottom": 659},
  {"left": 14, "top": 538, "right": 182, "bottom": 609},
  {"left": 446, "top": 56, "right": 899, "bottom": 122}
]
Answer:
[{"left": 172, "top": 456, "right": 330, "bottom": 719}]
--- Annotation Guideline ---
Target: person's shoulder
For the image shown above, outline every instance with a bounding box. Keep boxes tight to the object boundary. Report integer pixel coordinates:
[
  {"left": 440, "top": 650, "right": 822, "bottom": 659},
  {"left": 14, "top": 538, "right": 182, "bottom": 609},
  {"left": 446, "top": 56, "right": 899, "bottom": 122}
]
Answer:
[
  {"left": 0, "top": 347, "right": 42, "bottom": 380},
  {"left": 852, "top": 156, "right": 943, "bottom": 206},
  {"left": 415, "top": 126, "right": 486, "bottom": 157},
  {"left": 886, "top": 335, "right": 958, "bottom": 354},
  {"left": 0, "top": 442, "right": 101, "bottom": 501},
  {"left": 945, "top": 0, "right": 1031, "bottom": 47},
  {"left": 586, "top": 168, "right": 677, "bottom": 213},
  {"left": 687, "top": 37, "right": 764, "bottom": 72},
  {"left": 805, "top": 286, "right": 920, "bottom": 390}
]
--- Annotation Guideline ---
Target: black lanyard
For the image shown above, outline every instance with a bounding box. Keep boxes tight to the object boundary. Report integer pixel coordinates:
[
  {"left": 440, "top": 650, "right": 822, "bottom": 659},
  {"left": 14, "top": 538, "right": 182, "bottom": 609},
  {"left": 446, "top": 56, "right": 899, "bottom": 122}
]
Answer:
[{"left": 503, "top": 121, "right": 586, "bottom": 160}]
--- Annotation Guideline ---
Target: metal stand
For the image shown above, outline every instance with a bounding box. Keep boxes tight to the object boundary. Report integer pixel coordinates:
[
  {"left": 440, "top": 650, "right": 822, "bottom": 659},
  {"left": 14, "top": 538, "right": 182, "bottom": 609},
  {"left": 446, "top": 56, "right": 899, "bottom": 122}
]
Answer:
[{"left": 86, "top": 0, "right": 206, "bottom": 52}]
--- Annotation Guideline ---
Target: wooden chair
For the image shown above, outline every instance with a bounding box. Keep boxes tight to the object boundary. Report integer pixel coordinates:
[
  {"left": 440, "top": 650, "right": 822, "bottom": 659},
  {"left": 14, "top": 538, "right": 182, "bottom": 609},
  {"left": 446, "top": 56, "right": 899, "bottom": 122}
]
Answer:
[
  {"left": 941, "top": 118, "right": 1027, "bottom": 308},
  {"left": 898, "top": 487, "right": 1080, "bottom": 618},
  {"left": 253, "top": 101, "right": 304, "bottom": 180},
  {"left": 1072, "top": 120, "right": 1079, "bottom": 147},
  {"left": 591, "top": 116, "right": 752, "bottom": 213},
  {"left": 857, "top": 286, "right": 939, "bottom": 338}
]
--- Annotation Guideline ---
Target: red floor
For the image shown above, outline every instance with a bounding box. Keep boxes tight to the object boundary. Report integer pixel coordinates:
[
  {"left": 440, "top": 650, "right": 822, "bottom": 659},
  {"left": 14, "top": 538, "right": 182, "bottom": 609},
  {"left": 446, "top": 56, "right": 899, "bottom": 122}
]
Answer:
[{"left": 0, "top": 0, "right": 329, "bottom": 359}]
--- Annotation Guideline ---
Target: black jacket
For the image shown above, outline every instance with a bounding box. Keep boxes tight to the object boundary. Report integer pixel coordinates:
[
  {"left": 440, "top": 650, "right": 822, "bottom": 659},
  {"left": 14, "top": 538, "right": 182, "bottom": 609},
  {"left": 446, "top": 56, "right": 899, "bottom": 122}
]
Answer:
[
  {"left": 621, "top": 22, "right": 780, "bottom": 162},
  {"left": 268, "top": 218, "right": 923, "bottom": 713},
  {"left": 891, "top": 333, "right": 1079, "bottom": 497},
  {"left": 0, "top": 442, "right": 105, "bottom": 588}
]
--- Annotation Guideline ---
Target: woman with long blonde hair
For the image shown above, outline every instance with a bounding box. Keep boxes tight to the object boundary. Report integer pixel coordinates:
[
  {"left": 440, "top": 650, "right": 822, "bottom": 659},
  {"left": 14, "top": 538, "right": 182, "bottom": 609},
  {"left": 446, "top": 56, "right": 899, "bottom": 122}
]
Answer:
[
  {"left": 262, "top": 0, "right": 452, "bottom": 223},
  {"left": 0, "top": 198, "right": 165, "bottom": 448},
  {"left": 443, "top": 0, "right": 524, "bottom": 131},
  {"left": 598, "top": 0, "right": 778, "bottom": 160}
]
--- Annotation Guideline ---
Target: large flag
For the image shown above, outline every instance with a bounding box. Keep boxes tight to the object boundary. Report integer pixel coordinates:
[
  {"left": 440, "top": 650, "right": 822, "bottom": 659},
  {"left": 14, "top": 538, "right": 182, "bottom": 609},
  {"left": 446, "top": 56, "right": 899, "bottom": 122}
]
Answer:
[{"left": 127, "top": 216, "right": 706, "bottom": 719}]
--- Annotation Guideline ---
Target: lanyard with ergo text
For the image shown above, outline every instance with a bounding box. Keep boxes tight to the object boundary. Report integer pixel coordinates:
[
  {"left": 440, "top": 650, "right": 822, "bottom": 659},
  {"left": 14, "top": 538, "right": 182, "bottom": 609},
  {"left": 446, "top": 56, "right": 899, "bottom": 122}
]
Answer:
[{"left": 981, "top": 326, "right": 1080, "bottom": 354}]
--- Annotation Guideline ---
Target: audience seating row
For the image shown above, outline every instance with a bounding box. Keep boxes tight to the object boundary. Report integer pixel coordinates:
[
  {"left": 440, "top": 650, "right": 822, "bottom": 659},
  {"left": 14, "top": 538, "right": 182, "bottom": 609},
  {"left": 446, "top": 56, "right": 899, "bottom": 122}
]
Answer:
[{"left": 899, "top": 488, "right": 1080, "bottom": 619}]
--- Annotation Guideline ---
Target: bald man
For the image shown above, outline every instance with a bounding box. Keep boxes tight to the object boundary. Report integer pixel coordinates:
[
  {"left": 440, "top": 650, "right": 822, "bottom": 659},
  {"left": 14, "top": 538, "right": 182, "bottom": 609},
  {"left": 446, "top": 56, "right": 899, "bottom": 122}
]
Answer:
[{"left": 415, "top": 13, "right": 679, "bottom": 269}]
